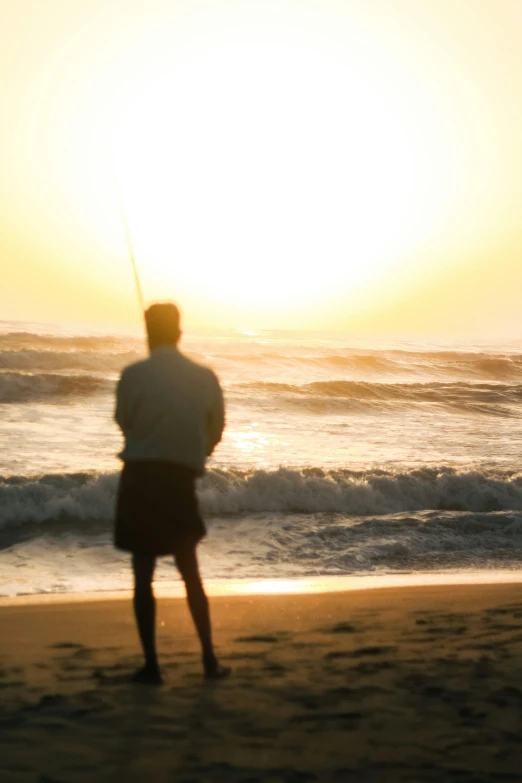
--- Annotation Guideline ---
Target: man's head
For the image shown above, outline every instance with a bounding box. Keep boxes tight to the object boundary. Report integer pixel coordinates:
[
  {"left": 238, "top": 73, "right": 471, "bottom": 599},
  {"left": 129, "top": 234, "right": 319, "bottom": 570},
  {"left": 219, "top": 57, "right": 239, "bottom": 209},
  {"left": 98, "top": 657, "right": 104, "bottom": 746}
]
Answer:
[{"left": 145, "top": 302, "right": 182, "bottom": 351}]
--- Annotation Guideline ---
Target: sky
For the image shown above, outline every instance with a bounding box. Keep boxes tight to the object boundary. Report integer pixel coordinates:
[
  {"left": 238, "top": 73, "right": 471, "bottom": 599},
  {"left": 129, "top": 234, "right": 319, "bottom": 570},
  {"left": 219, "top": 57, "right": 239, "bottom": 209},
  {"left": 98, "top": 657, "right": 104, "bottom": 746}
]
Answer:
[{"left": 1, "top": 0, "right": 521, "bottom": 334}]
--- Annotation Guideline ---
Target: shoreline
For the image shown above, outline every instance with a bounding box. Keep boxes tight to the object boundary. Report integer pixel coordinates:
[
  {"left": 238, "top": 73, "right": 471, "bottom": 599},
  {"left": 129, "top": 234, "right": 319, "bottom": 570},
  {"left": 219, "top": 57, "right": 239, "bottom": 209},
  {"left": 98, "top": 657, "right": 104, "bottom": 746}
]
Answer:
[
  {"left": 2, "top": 580, "right": 522, "bottom": 780},
  {"left": 2, "top": 568, "right": 522, "bottom": 607}
]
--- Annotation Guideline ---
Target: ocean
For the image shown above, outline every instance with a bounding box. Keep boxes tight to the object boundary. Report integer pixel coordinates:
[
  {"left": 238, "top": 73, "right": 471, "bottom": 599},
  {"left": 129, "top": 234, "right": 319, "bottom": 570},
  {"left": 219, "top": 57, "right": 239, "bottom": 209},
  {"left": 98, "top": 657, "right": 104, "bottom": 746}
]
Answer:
[{"left": 1, "top": 319, "right": 522, "bottom": 597}]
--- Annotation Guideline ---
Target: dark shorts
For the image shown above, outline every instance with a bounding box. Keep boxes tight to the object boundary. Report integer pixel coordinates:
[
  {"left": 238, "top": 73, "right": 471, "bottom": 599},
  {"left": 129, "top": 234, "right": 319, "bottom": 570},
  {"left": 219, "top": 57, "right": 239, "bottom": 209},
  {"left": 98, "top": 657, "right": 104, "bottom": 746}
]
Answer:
[{"left": 114, "top": 461, "right": 206, "bottom": 557}]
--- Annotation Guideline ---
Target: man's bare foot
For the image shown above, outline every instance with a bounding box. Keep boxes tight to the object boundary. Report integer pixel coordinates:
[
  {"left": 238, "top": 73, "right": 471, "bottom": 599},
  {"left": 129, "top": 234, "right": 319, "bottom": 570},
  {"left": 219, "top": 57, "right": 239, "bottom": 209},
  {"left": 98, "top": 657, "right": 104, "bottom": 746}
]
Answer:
[
  {"left": 204, "top": 661, "right": 232, "bottom": 680},
  {"left": 131, "top": 664, "right": 163, "bottom": 685}
]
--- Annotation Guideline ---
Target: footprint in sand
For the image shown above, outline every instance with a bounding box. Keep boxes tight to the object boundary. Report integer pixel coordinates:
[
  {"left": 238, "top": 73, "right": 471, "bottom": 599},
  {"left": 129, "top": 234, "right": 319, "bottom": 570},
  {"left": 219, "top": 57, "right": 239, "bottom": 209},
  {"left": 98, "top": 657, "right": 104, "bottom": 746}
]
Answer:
[
  {"left": 263, "top": 662, "right": 287, "bottom": 674},
  {"left": 70, "top": 647, "right": 93, "bottom": 659},
  {"left": 325, "top": 645, "right": 396, "bottom": 660},
  {"left": 350, "top": 661, "right": 395, "bottom": 675},
  {"left": 484, "top": 622, "right": 520, "bottom": 632},
  {"left": 234, "top": 634, "right": 289, "bottom": 643},
  {"left": 91, "top": 666, "right": 136, "bottom": 685},
  {"left": 290, "top": 711, "right": 363, "bottom": 724},
  {"left": 424, "top": 626, "right": 467, "bottom": 635},
  {"left": 327, "top": 622, "right": 357, "bottom": 634},
  {"left": 26, "top": 694, "right": 68, "bottom": 711},
  {"left": 0, "top": 679, "right": 25, "bottom": 689}
]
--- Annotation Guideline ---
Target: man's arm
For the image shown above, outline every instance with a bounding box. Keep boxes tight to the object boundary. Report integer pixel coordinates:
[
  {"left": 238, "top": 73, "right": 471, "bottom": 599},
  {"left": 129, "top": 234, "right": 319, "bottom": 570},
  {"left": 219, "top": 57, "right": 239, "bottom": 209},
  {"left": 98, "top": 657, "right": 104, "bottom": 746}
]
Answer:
[
  {"left": 206, "top": 372, "right": 225, "bottom": 456},
  {"left": 115, "top": 372, "right": 128, "bottom": 434}
]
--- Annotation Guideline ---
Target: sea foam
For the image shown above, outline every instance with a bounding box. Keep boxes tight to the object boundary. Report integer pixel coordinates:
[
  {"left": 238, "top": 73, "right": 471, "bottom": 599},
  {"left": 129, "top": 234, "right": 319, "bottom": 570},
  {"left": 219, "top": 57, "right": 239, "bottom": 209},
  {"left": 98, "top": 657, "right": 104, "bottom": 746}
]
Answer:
[{"left": 2, "top": 466, "right": 522, "bottom": 530}]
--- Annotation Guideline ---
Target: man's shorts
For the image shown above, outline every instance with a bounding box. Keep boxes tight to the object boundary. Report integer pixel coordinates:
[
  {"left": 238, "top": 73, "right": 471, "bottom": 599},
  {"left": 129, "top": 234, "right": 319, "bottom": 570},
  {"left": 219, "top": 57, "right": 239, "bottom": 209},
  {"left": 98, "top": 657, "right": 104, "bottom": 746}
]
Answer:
[{"left": 114, "top": 461, "right": 206, "bottom": 557}]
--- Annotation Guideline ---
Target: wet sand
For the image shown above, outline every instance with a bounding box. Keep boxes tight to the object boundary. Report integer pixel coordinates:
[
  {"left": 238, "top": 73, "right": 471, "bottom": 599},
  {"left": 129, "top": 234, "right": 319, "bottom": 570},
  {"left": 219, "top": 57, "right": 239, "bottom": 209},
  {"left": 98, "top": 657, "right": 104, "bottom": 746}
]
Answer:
[{"left": 1, "top": 583, "right": 522, "bottom": 782}]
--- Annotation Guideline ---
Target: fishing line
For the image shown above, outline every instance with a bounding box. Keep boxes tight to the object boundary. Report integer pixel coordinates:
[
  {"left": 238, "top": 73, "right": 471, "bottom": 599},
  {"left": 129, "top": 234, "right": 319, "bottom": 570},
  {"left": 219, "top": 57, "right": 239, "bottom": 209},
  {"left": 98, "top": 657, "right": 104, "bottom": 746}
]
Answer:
[{"left": 108, "top": 143, "right": 146, "bottom": 318}]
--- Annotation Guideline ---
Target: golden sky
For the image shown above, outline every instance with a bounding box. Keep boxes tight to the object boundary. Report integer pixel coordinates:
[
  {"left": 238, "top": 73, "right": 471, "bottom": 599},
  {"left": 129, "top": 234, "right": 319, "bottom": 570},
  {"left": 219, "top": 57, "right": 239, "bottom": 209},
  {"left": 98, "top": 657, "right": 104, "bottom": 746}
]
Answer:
[{"left": 1, "top": 0, "right": 521, "bottom": 334}]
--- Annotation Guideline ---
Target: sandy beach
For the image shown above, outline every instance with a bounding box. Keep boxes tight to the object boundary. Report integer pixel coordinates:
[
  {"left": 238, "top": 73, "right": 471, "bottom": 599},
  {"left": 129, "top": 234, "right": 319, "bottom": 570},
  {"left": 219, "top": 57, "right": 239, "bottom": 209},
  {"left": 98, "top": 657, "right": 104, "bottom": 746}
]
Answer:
[{"left": 1, "top": 582, "right": 521, "bottom": 782}]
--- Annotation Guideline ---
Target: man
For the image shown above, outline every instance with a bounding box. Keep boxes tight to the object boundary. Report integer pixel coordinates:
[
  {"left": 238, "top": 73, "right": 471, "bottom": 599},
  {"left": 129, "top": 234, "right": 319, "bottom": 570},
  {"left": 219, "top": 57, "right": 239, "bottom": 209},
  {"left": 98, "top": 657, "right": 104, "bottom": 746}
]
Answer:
[{"left": 114, "top": 302, "right": 230, "bottom": 684}]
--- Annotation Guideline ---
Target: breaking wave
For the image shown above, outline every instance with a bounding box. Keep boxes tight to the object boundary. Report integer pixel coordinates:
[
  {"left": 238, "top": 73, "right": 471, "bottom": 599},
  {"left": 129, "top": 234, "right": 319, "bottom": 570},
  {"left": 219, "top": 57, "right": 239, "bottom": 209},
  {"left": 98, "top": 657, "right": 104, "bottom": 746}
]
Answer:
[
  {"left": 2, "top": 466, "right": 522, "bottom": 531},
  {"left": 237, "top": 380, "right": 522, "bottom": 413},
  {"left": 4, "top": 368, "right": 522, "bottom": 416},
  {"left": 0, "top": 332, "right": 139, "bottom": 351},
  {"left": 2, "top": 328, "right": 522, "bottom": 384},
  {"left": 219, "top": 350, "right": 522, "bottom": 380},
  {"left": 0, "top": 349, "right": 143, "bottom": 373},
  {"left": 4, "top": 467, "right": 522, "bottom": 577},
  {"left": 0, "top": 372, "right": 113, "bottom": 403}
]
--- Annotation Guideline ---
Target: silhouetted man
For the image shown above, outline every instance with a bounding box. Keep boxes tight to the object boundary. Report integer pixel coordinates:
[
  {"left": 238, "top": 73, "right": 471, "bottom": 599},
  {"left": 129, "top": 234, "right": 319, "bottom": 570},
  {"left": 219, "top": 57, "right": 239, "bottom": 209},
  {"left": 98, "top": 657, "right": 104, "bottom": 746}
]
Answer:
[{"left": 114, "top": 302, "right": 229, "bottom": 684}]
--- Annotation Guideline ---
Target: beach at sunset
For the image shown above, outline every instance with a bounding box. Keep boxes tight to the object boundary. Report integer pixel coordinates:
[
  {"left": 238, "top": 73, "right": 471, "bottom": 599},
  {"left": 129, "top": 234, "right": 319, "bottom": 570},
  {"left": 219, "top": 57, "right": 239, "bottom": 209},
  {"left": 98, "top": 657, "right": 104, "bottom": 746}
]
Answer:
[
  {"left": 3, "top": 0, "right": 522, "bottom": 779},
  {"left": 2, "top": 582, "right": 522, "bottom": 782}
]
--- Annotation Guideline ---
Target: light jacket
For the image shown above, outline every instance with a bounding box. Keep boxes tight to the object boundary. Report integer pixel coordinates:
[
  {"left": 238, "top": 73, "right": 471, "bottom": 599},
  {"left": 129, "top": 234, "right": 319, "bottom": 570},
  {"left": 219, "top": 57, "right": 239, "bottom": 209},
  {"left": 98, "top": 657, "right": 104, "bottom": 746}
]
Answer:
[{"left": 115, "top": 345, "right": 225, "bottom": 475}]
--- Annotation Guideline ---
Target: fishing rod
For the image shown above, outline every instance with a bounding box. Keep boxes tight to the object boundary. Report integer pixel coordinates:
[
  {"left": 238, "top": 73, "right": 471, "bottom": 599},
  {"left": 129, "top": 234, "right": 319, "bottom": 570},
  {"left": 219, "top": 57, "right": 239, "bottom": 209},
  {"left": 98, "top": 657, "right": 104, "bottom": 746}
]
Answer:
[
  {"left": 109, "top": 144, "right": 146, "bottom": 320},
  {"left": 114, "top": 175, "right": 146, "bottom": 318}
]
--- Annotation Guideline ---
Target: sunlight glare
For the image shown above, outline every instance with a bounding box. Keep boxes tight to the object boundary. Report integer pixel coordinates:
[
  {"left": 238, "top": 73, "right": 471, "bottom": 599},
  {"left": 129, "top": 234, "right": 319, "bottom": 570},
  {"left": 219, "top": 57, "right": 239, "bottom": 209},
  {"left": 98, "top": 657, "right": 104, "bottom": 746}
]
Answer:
[{"left": 109, "top": 18, "right": 453, "bottom": 314}]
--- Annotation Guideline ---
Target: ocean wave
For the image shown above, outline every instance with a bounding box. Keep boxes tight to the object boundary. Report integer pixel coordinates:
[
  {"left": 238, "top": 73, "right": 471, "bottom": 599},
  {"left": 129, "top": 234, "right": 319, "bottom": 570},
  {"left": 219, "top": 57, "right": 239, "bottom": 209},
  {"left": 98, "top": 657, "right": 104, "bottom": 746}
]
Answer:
[
  {"left": 217, "top": 352, "right": 399, "bottom": 372},
  {"left": 247, "top": 509, "right": 522, "bottom": 575},
  {"left": 4, "top": 368, "right": 522, "bottom": 414},
  {"left": 0, "top": 349, "right": 143, "bottom": 373},
  {"left": 236, "top": 380, "right": 522, "bottom": 412},
  {"left": 0, "top": 332, "right": 139, "bottom": 351},
  {"left": 0, "top": 372, "right": 113, "bottom": 403},
  {"left": 3, "top": 331, "right": 522, "bottom": 384},
  {"left": 401, "top": 353, "right": 522, "bottom": 381},
  {"left": 218, "top": 349, "right": 522, "bottom": 380},
  {"left": 2, "top": 466, "right": 522, "bottom": 532}
]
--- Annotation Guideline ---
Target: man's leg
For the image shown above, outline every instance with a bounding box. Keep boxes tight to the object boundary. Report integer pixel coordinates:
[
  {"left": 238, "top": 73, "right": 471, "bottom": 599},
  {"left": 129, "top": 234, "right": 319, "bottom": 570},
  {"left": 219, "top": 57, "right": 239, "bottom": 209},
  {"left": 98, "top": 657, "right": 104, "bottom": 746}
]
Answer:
[
  {"left": 132, "top": 553, "right": 162, "bottom": 684},
  {"left": 175, "top": 546, "right": 230, "bottom": 679}
]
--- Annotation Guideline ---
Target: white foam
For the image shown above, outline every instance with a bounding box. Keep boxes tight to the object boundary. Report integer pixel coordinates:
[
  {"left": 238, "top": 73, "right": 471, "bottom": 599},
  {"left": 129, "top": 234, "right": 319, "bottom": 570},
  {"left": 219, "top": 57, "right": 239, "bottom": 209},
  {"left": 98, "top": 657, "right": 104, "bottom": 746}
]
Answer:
[{"left": 2, "top": 466, "right": 522, "bottom": 528}]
